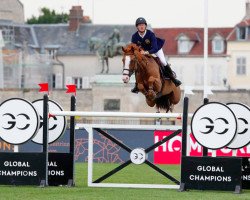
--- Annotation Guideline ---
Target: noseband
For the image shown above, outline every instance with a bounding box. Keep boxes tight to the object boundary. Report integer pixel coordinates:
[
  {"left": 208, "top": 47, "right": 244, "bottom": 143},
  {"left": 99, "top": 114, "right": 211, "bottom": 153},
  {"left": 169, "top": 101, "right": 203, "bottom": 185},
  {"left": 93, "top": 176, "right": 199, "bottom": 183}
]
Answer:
[{"left": 123, "top": 54, "right": 138, "bottom": 77}]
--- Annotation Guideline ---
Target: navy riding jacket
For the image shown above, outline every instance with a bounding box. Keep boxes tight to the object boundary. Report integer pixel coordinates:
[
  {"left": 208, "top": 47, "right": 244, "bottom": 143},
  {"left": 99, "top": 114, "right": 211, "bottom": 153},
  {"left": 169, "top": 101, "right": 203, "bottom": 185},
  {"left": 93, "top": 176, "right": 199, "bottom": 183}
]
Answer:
[{"left": 131, "top": 29, "right": 165, "bottom": 54}]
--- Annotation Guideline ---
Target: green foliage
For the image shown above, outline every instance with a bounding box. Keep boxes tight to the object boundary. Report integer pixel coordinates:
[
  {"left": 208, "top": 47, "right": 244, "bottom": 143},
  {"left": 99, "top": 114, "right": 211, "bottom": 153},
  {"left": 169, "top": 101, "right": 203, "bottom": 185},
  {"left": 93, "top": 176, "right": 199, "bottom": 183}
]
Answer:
[
  {"left": 0, "top": 163, "right": 249, "bottom": 200},
  {"left": 27, "top": 7, "right": 68, "bottom": 24}
]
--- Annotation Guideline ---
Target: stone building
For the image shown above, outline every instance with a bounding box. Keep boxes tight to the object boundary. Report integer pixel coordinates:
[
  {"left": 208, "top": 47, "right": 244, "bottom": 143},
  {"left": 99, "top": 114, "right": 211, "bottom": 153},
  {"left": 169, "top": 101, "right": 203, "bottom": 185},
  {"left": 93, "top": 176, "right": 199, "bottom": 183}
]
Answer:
[
  {"left": 226, "top": 0, "right": 250, "bottom": 89},
  {"left": 0, "top": 0, "right": 24, "bottom": 23}
]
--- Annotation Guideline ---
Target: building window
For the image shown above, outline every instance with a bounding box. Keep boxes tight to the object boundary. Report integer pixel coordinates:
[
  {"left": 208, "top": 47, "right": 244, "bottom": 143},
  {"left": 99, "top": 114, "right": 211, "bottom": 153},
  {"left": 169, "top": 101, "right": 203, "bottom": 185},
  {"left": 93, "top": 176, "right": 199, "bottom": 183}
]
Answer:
[
  {"left": 46, "top": 49, "right": 57, "bottom": 59},
  {"left": 73, "top": 77, "right": 82, "bottom": 89},
  {"left": 212, "top": 36, "right": 224, "bottom": 54},
  {"left": 104, "top": 99, "right": 120, "bottom": 111},
  {"left": 237, "top": 27, "right": 247, "bottom": 40},
  {"left": 210, "top": 65, "right": 221, "bottom": 85},
  {"left": 52, "top": 74, "right": 56, "bottom": 88},
  {"left": 82, "top": 76, "right": 91, "bottom": 89},
  {"left": 4, "top": 66, "right": 13, "bottom": 78},
  {"left": 195, "top": 65, "right": 203, "bottom": 85},
  {"left": 178, "top": 35, "right": 190, "bottom": 54},
  {"left": 236, "top": 57, "right": 246, "bottom": 75}
]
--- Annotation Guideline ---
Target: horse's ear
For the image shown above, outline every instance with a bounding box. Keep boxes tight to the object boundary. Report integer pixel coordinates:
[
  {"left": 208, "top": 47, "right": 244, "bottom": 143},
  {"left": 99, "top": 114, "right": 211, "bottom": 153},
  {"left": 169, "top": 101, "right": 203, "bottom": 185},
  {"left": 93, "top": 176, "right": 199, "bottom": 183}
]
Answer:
[
  {"left": 122, "top": 46, "right": 125, "bottom": 52},
  {"left": 130, "top": 43, "right": 137, "bottom": 52}
]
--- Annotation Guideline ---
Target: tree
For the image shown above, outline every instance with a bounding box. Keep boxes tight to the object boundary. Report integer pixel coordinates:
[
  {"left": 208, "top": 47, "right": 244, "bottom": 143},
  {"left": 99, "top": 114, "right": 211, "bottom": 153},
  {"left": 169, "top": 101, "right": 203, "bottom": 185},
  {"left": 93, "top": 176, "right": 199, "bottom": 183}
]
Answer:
[{"left": 27, "top": 7, "right": 69, "bottom": 24}]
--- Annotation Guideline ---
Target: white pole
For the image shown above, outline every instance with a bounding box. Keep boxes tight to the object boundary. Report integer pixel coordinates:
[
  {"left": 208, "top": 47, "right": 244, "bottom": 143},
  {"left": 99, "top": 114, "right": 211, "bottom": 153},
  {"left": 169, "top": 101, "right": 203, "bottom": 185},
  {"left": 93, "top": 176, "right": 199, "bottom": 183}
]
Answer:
[
  {"left": 50, "top": 111, "right": 193, "bottom": 119},
  {"left": 87, "top": 127, "right": 93, "bottom": 186},
  {"left": 203, "top": 0, "right": 208, "bottom": 99}
]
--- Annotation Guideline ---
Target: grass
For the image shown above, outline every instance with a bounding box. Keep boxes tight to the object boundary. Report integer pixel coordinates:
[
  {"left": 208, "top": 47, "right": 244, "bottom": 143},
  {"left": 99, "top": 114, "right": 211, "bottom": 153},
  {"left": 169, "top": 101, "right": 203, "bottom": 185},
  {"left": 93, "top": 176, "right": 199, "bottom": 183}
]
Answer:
[{"left": 0, "top": 163, "right": 250, "bottom": 200}]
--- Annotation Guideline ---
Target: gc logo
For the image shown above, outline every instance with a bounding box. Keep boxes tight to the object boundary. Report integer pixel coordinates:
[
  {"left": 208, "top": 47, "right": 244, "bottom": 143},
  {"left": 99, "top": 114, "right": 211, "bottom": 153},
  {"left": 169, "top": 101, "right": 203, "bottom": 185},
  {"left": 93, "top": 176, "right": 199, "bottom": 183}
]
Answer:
[
  {"left": 192, "top": 102, "right": 250, "bottom": 150},
  {"left": 226, "top": 103, "right": 250, "bottom": 149},
  {"left": 199, "top": 117, "right": 229, "bottom": 135},
  {"left": 0, "top": 98, "right": 67, "bottom": 145},
  {"left": 191, "top": 102, "right": 237, "bottom": 150},
  {"left": 2, "top": 113, "right": 31, "bottom": 130},
  {"left": 130, "top": 148, "right": 147, "bottom": 165},
  {"left": 32, "top": 99, "right": 66, "bottom": 144},
  {"left": 0, "top": 98, "right": 40, "bottom": 145}
]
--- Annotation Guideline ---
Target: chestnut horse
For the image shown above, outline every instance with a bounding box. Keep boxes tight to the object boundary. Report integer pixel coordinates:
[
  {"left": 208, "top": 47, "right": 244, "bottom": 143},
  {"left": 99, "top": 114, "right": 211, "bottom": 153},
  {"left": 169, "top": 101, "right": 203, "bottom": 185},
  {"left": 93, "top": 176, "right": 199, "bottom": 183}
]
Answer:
[{"left": 122, "top": 43, "right": 181, "bottom": 112}]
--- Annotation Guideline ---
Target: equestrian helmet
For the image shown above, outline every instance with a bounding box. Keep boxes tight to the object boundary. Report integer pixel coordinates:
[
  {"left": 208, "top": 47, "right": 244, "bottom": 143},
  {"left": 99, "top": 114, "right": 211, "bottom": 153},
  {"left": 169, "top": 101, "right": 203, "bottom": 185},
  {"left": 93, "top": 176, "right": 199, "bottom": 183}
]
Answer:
[{"left": 135, "top": 17, "right": 147, "bottom": 26}]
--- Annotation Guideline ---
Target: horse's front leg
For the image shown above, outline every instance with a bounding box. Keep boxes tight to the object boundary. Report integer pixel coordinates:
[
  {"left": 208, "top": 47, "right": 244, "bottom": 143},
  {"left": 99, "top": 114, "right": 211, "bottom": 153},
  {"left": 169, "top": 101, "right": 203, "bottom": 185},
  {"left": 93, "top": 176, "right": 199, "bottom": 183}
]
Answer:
[
  {"left": 146, "top": 98, "right": 155, "bottom": 107},
  {"left": 147, "top": 76, "right": 159, "bottom": 100},
  {"left": 137, "top": 83, "right": 147, "bottom": 96}
]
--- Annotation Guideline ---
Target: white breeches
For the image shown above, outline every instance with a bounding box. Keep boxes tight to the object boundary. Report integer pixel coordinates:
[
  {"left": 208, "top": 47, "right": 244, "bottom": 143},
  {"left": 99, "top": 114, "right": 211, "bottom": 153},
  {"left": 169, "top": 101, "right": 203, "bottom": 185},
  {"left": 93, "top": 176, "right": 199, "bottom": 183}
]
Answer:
[{"left": 155, "top": 48, "right": 167, "bottom": 66}]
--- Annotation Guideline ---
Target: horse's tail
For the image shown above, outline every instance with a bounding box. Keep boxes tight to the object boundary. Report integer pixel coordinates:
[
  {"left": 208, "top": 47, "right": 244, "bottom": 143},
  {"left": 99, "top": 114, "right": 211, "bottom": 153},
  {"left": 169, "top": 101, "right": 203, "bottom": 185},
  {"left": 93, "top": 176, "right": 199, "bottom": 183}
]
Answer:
[{"left": 155, "top": 92, "right": 174, "bottom": 113}]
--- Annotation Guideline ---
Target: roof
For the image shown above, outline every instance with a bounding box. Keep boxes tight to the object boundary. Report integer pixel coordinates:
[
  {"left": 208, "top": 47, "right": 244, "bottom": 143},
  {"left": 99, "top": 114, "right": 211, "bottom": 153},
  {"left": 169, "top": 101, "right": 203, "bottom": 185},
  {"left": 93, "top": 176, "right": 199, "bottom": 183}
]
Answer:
[
  {"left": 227, "top": 19, "right": 250, "bottom": 41},
  {"left": 0, "top": 22, "right": 136, "bottom": 55},
  {"left": 153, "top": 27, "right": 233, "bottom": 56},
  {"left": 237, "top": 18, "right": 250, "bottom": 27}
]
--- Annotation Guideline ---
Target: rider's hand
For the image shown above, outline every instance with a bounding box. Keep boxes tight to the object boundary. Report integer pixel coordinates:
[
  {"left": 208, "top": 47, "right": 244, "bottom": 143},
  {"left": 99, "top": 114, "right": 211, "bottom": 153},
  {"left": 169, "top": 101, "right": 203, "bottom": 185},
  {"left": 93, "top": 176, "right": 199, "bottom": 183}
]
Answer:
[{"left": 140, "top": 50, "right": 149, "bottom": 55}]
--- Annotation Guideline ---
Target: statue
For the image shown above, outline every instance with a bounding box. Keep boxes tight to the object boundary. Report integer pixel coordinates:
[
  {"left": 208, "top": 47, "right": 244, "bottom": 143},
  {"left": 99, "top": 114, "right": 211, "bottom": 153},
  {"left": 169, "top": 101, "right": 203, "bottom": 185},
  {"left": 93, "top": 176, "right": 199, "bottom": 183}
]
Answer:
[{"left": 88, "top": 29, "right": 125, "bottom": 73}]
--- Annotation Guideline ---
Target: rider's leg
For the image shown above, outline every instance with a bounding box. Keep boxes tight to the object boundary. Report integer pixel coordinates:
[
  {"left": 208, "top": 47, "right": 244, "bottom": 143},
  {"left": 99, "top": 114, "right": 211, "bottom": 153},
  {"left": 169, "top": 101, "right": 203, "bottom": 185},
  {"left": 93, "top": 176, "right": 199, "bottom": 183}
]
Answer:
[
  {"left": 155, "top": 49, "right": 182, "bottom": 87},
  {"left": 155, "top": 48, "right": 168, "bottom": 66}
]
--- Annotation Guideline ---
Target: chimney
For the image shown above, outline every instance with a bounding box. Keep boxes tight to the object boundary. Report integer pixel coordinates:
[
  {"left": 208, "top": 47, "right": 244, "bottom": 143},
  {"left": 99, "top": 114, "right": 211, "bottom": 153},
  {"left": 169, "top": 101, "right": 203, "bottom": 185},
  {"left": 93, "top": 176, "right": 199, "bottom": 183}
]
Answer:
[
  {"left": 245, "top": 0, "right": 250, "bottom": 19},
  {"left": 68, "top": 6, "right": 84, "bottom": 32}
]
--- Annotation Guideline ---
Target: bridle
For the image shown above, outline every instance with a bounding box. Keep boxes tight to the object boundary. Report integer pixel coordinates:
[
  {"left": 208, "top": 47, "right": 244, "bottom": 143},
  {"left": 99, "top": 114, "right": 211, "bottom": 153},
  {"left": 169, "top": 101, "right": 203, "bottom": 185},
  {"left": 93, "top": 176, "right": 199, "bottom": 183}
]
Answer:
[{"left": 122, "top": 53, "right": 138, "bottom": 77}]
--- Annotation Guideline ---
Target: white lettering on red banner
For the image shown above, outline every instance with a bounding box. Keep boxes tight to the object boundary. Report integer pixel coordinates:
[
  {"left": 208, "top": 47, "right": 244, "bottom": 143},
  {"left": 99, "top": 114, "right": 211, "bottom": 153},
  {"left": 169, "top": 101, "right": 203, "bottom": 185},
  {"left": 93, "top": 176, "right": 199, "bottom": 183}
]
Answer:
[{"left": 153, "top": 130, "right": 250, "bottom": 164}]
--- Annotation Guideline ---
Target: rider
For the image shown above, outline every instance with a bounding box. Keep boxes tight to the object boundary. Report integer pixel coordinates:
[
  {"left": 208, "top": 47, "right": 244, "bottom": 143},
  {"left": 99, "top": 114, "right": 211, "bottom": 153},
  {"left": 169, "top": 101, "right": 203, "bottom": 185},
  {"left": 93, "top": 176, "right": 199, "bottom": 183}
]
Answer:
[{"left": 131, "top": 17, "right": 182, "bottom": 93}]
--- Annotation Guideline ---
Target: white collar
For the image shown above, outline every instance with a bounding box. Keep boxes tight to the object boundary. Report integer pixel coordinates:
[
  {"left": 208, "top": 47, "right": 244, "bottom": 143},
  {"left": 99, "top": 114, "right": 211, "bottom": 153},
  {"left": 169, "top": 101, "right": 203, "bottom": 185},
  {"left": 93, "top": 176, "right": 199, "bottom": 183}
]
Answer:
[{"left": 138, "top": 30, "right": 147, "bottom": 38}]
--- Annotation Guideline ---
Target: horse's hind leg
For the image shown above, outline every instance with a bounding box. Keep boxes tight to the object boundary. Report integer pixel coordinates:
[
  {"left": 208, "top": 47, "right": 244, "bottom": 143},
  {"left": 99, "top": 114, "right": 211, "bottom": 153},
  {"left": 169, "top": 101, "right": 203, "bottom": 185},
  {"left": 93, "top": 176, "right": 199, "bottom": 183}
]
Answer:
[
  {"left": 101, "top": 59, "right": 104, "bottom": 73},
  {"left": 170, "top": 86, "right": 181, "bottom": 105}
]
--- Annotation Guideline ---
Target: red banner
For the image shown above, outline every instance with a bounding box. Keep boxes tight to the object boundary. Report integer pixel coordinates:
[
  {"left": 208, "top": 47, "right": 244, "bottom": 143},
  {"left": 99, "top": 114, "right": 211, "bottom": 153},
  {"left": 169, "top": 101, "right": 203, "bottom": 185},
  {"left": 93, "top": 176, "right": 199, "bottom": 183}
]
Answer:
[{"left": 153, "top": 130, "right": 250, "bottom": 164}]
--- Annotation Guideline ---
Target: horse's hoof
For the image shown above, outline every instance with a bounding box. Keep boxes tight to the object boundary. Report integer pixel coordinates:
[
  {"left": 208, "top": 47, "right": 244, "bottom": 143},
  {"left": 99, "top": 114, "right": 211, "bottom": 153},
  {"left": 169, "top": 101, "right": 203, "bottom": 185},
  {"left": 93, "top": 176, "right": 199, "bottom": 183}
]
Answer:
[{"left": 147, "top": 90, "right": 156, "bottom": 100}]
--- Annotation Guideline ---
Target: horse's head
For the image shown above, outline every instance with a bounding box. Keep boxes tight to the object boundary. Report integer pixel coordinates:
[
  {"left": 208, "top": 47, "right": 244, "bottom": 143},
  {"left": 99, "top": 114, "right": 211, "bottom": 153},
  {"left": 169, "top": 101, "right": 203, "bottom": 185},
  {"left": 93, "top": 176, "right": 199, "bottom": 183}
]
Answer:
[
  {"left": 121, "top": 43, "right": 141, "bottom": 83},
  {"left": 122, "top": 43, "right": 140, "bottom": 54}
]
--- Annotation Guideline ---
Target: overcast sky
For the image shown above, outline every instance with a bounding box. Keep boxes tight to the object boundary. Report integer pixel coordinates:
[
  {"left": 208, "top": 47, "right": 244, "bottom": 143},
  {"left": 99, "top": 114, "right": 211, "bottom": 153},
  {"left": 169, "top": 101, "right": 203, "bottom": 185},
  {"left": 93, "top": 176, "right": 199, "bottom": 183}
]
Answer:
[{"left": 19, "top": 0, "right": 247, "bottom": 28}]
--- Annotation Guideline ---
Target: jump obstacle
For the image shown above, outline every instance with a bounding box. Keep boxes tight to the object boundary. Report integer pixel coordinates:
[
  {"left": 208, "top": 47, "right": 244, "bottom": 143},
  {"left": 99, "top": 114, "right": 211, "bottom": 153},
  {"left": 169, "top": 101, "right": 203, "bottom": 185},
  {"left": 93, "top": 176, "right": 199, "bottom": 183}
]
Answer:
[
  {"left": 0, "top": 94, "right": 249, "bottom": 193},
  {"left": 50, "top": 95, "right": 190, "bottom": 189}
]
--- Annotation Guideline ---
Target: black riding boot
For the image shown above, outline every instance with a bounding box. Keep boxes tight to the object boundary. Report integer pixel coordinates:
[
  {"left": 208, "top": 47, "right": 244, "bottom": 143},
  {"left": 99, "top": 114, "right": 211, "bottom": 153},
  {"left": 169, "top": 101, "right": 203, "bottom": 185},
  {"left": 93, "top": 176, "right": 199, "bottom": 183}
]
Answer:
[
  {"left": 131, "top": 83, "right": 139, "bottom": 93},
  {"left": 164, "top": 63, "right": 182, "bottom": 87}
]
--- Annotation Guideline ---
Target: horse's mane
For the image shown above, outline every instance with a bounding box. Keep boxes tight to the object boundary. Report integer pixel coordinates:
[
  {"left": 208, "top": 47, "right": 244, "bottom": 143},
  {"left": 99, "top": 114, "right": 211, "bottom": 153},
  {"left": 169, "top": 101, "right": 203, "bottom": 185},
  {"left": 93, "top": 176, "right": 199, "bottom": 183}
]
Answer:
[{"left": 122, "top": 43, "right": 148, "bottom": 64}]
